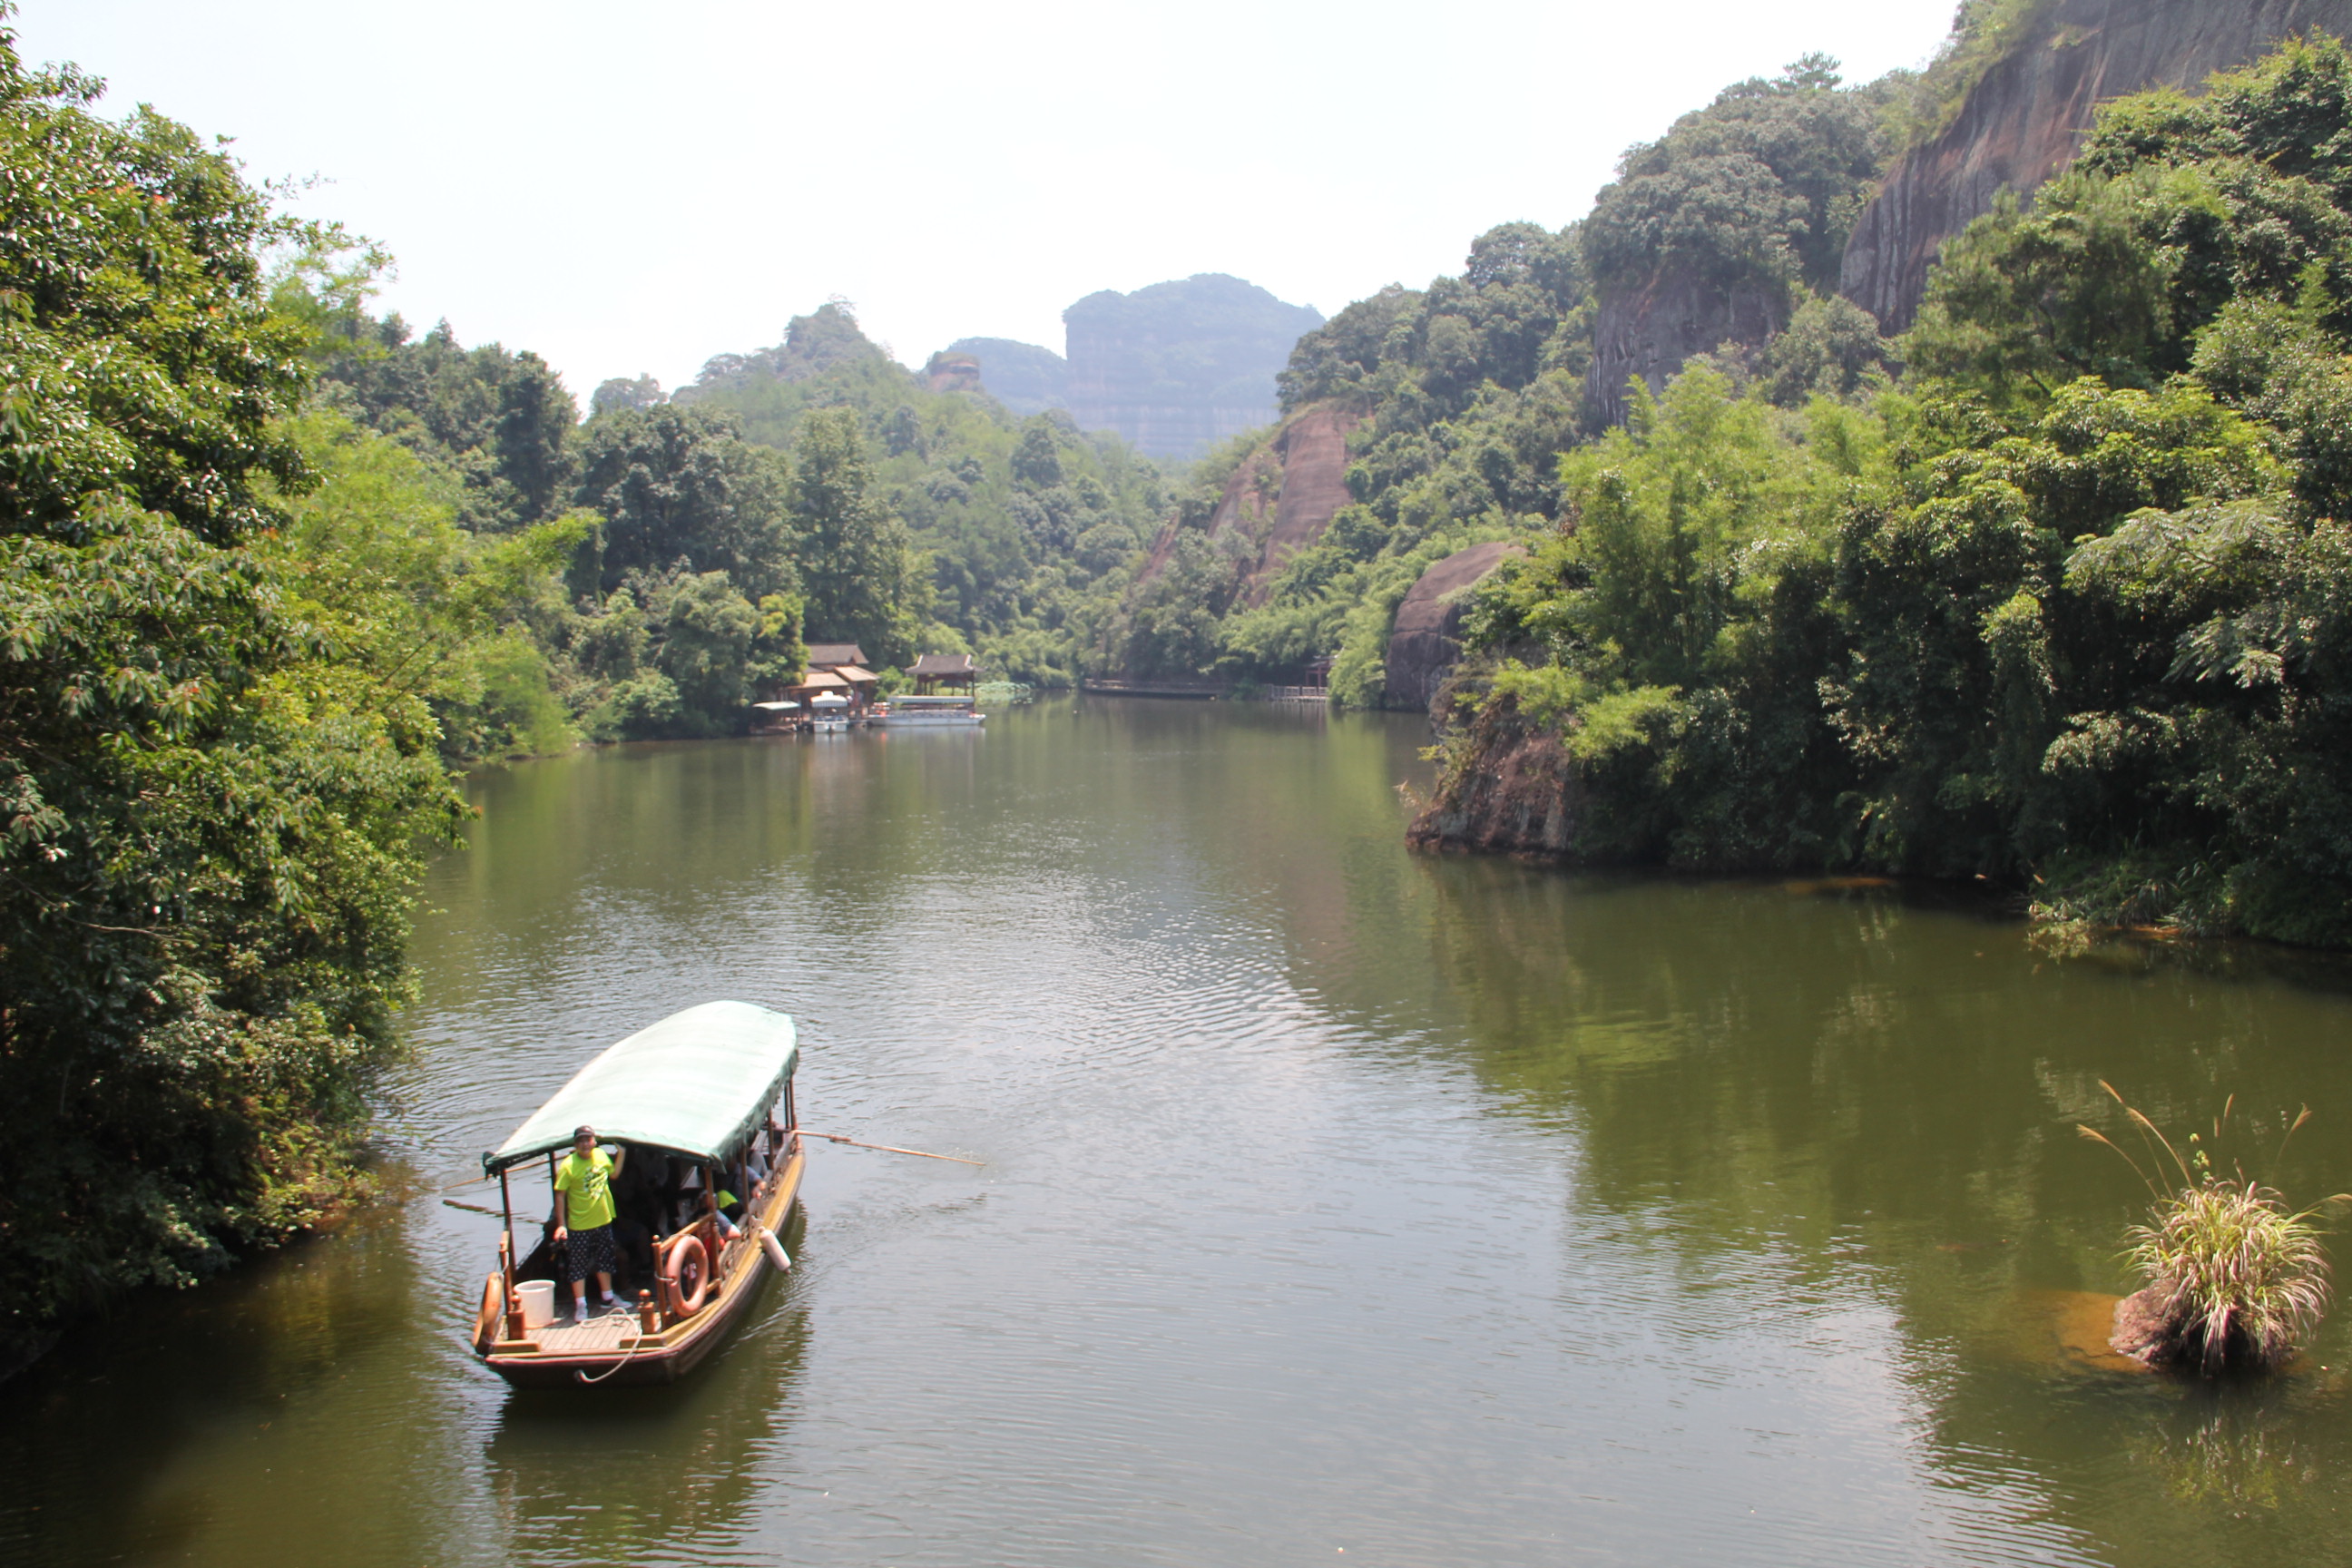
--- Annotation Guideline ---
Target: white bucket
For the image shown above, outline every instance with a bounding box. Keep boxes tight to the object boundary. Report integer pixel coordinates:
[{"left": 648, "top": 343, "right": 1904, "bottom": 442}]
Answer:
[{"left": 515, "top": 1279, "right": 556, "bottom": 1330}]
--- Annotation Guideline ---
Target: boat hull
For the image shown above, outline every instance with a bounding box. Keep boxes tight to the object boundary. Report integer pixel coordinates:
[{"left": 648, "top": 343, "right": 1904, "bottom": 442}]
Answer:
[{"left": 482, "top": 1145, "right": 805, "bottom": 1389}]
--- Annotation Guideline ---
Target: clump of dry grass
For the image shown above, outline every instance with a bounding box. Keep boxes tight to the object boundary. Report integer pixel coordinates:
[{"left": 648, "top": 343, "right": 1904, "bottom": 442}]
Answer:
[{"left": 2080, "top": 1084, "right": 2347, "bottom": 1374}]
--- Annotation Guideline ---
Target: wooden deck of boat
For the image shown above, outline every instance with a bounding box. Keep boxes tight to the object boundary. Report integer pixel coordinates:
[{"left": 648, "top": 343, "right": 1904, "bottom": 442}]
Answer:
[{"left": 532, "top": 1309, "right": 643, "bottom": 1354}]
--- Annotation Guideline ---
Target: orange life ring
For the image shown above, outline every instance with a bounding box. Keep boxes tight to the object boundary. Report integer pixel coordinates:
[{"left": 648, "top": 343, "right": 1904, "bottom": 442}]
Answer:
[
  {"left": 662, "top": 1233, "right": 711, "bottom": 1318},
  {"left": 475, "top": 1271, "right": 505, "bottom": 1351}
]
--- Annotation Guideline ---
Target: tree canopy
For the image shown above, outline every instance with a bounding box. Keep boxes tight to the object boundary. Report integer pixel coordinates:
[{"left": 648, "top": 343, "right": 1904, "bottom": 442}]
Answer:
[{"left": 0, "top": 24, "right": 470, "bottom": 1345}]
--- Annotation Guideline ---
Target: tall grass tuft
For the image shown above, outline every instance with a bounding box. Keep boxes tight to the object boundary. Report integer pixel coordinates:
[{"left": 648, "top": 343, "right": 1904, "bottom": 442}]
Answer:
[{"left": 2080, "top": 1084, "right": 2348, "bottom": 1374}]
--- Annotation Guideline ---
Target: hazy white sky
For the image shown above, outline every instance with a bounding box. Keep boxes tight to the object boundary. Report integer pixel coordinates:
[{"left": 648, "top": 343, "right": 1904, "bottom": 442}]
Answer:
[{"left": 20, "top": 0, "right": 1961, "bottom": 401}]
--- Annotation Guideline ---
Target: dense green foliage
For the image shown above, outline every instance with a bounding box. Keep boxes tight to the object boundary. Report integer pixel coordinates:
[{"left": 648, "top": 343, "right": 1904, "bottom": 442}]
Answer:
[
  {"left": 0, "top": 31, "right": 474, "bottom": 1345},
  {"left": 1436, "top": 35, "right": 2352, "bottom": 945},
  {"left": 680, "top": 303, "right": 1169, "bottom": 685},
  {"left": 1584, "top": 54, "right": 1898, "bottom": 306}
]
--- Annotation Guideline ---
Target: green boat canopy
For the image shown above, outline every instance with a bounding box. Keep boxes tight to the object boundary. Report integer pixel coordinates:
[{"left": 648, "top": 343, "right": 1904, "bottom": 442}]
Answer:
[{"left": 484, "top": 1001, "right": 798, "bottom": 1174}]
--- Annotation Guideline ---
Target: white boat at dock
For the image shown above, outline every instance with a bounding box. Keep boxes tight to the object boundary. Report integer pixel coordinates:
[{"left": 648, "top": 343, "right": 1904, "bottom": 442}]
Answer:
[{"left": 880, "top": 694, "right": 984, "bottom": 727}]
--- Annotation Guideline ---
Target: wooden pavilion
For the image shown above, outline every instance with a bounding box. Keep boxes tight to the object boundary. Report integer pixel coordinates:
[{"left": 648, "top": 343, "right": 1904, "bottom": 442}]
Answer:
[{"left": 908, "top": 652, "right": 978, "bottom": 695}]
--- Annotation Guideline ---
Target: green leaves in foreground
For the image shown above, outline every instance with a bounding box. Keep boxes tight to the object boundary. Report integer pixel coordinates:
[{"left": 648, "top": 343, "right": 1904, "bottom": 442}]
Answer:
[{"left": 0, "top": 16, "right": 467, "bottom": 1343}]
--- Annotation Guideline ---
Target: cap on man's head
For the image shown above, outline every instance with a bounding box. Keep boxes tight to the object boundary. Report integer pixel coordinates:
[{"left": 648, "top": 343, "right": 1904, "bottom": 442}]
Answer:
[{"left": 573, "top": 1124, "right": 596, "bottom": 1141}]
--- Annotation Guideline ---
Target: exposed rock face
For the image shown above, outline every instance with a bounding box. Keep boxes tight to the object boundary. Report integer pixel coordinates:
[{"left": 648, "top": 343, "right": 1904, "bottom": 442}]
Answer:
[
  {"left": 1383, "top": 541, "right": 1526, "bottom": 712},
  {"left": 1120, "top": 405, "right": 1361, "bottom": 675},
  {"left": 1842, "top": 0, "right": 2352, "bottom": 331},
  {"left": 925, "top": 351, "right": 982, "bottom": 395},
  {"left": 1152, "top": 406, "right": 1362, "bottom": 605},
  {"left": 1406, "top": 709, "right": 1576, "bottom": 859},
  {"left": 1240, "top": 408, "right": 1357, "bottom": 606},
  {"left": 1063, "top": 275, "right": 1324, "bottom": 461},
  {"left": 1587, "top": 273, "right": 1788, "bottom": 430},
  {"left": 2109, "top": 1287, "right": 2174, "bottom": 1365}
]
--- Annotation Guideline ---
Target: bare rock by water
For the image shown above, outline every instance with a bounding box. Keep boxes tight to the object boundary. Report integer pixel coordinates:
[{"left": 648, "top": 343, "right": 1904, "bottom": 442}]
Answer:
[
  {"left": 1383, "top": 541, "right": 1525, "bottom": 713},
  {"left": 2109, "top": 1286, "right": 2174, "bottom": 1365}
]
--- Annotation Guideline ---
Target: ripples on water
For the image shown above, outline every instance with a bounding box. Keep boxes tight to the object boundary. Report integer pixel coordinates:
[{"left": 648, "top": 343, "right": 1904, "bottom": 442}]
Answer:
[{"left": 6, "top": 701, "right": 2352, "bottom": 1567}]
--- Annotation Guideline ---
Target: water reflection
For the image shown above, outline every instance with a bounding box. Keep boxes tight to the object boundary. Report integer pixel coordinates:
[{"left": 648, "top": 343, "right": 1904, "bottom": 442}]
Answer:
[
  {"left": 10, "top": 701, "right": 2352, "bottom": 1566},
  {"left": 485, "top": 1210, "right": 812, "bottom": 1567}
]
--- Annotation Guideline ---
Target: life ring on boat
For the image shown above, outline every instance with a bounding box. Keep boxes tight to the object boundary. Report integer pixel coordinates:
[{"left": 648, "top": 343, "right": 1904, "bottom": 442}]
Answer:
[
  {"left": 662, "top": 1233, "right": 711, "bottom": 1318},
  {"left": 474, "top": 1271, "right": 505, "bottom": 1352}
]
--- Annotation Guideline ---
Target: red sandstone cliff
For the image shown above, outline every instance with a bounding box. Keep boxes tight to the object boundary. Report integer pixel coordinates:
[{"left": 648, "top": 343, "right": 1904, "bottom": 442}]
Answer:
[
  {"left": 1132, "top": 405, "right": 1361, "bottom": 617},
  {"left": 1406, "top": 702, "right": 1579, "bottom": 859},
  {"left": 1586, "top": 272, "right": 1789, "bottom": 436},
  {"left": 1383, "top": 541, "right": 1526, "bottom": 713},
  {"left": 1842, "top": 0, "right": 2352, "bottom": 331},
  {"left": 1239, "top": 408, "right": 1356, "bottom": 607}
]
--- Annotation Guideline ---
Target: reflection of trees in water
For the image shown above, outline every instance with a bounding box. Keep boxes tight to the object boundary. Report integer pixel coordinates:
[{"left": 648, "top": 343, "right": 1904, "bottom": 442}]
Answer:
[
  {"left": 1319, "top": 850, "right": 2352, "bottom": 1556},
  {"left": 1387, "top": 855, "right": 2352, "bottom": 1263},
  {"left": 485, "top": 1207, "right": 812, "bottom": 1568},
  {"left": 0, "top": 1207, "right": 490, "bottom": 1567}
]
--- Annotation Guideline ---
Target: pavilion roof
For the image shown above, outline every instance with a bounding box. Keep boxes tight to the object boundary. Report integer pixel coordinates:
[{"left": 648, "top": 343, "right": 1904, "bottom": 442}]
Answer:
[{"left": 805, "top": 642, "right": 867, "bottom": 667}]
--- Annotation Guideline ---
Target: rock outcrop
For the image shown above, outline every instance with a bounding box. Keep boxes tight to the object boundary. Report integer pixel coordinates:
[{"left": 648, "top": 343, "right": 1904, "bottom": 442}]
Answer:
[
  {"left": 1063, "top": 275, "right": 1324, "bottom": 461},
  {"left": 925, "top": 351, "right": 982, "bottom": 395},
  {"left": 1842, "top": 0, "right": 2352, "bottom": 331},
  {"left": 1406, "top": 706, "right": 1577, "bottom": 859},
  {"left": 946, "top": 336, "right": 1069, "bottom": 416},
  {"left": 1240, "top": 408, "right": 1357, "bottom": 606},
  {"left": 1383, "top": 541, "right": 1526, "bottom": 712},
  {"left": 1146, "top": 406, "right": 1361, "bottom": 608},
  {"left": 1586, "top": 273, "right": 1788, "bottom": 431},
  {"left": 1118, "top": 405, "right": 1362, "bottom": 677},
  {"left": 933, "top": 278, "right": 1319, "bottom": 456}
]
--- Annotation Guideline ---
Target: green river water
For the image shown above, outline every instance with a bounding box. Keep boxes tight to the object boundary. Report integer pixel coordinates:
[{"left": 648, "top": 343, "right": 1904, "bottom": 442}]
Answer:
[{"left": 6, "top": 698, "right": 2352, "bottom": 1566}]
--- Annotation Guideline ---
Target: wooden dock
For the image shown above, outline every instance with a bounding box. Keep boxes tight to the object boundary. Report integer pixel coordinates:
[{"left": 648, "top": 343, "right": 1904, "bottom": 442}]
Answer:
[{"left": 1079, "top": 679, "right": 1232, "bottom": 700}]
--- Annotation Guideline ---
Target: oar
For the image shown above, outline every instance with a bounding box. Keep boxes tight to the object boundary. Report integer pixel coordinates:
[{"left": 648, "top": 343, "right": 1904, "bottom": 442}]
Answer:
[
  {"left": 797, "top": 1131, "right": 983, "bottom": 1167},
  {"left": 442, "top": 1199, "right": 504, "bottom": 1216}
]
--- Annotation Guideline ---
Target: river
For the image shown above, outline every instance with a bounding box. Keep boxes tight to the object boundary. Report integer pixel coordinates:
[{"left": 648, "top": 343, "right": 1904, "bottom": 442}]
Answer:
[{"left": 6, "top": 698, "right": 2352, "bottom": 1566}]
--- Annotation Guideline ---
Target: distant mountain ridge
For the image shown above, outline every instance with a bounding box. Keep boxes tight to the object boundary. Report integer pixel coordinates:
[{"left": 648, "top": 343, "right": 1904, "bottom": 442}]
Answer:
[{"left": 938, "top": 274, "right": 1323, "bottom": 461}]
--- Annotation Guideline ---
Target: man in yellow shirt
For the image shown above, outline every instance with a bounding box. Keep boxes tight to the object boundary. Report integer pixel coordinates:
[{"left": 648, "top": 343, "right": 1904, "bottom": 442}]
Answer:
[{"left": 551, "top": 1124, "right": 619, "bottom": 1322}]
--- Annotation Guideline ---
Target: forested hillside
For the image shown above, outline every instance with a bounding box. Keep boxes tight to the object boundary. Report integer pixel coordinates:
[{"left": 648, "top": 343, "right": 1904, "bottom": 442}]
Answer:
[
  {"left": 675, "top": 304, "right": 1168, "bottom": 684},
  {"left": 1096, "top": 53, "right": 1908, "bottom": 701},
  {"left": 270, "top": 282, "right": 1181, "bottom": 743},
  {"left": 1416, "top": 34, "right": 2352, "bottom": 947}
]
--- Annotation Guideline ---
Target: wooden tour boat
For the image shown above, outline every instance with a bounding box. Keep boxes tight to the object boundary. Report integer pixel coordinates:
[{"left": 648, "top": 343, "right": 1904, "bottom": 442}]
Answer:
[{"left": 471, "top": 1001, "right": 804, "bottom": 1387}]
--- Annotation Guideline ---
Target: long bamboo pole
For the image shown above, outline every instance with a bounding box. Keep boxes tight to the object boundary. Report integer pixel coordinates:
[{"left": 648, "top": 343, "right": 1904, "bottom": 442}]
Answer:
[{"left": 797, "top": 1131, "right": 984, "bottom": 1166}]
